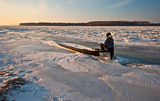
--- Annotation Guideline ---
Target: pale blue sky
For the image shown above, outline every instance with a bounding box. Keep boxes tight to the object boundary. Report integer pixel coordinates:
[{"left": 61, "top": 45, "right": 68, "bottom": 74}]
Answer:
[{"left": 0, "top": 0, "right": 159, "bottom": 25}]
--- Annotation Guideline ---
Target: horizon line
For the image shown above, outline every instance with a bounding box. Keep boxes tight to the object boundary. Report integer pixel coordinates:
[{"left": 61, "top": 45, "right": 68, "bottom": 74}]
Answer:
[{"left": 1, "top": 20, "right": 160, "bottom": 26}]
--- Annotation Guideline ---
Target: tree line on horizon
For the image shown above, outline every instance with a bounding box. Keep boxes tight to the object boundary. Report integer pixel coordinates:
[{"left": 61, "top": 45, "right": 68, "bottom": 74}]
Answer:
[{"left": 20, "top": 21, "right": 160, "bottom": 26}]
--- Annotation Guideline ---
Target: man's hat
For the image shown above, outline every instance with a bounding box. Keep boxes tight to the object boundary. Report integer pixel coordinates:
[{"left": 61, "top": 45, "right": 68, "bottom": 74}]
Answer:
[{"left": 106, "top": 32, "right": 111, "bottom": 37}]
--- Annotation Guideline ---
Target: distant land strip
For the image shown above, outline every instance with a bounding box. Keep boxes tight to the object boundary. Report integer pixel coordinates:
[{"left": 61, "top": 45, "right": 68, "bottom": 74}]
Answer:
[{"left": 20, "top": 21, "right": 160, "bottom": 26}]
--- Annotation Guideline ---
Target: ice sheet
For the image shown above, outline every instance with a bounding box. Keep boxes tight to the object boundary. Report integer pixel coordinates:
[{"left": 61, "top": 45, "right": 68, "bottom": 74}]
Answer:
[{"left": 0, "top": 26, "right": 160, "bottom": 101}]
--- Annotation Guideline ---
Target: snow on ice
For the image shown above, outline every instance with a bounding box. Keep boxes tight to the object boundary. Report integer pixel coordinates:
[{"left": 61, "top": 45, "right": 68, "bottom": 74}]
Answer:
[{"left": 0, "top": 26, "right": 160, "bottom": 101}]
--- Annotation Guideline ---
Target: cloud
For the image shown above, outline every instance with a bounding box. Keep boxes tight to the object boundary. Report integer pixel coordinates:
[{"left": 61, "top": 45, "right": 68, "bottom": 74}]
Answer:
[
  {"left": 0, "top": 0, "right": 49, "bottom": 14},
  {"left": 111, "top": 0, "right": 134, "bottom": 8}
]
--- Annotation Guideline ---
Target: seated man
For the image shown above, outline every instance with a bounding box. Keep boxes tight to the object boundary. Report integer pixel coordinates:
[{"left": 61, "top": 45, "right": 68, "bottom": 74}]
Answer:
[{"left": 100, "top": 32, "right": 114, "bottom": 59}]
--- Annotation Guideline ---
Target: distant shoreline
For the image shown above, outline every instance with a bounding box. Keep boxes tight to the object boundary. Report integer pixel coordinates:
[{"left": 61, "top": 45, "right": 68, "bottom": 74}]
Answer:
[{"left": 20, "top": 21, "right": 160, "bottom": 26}]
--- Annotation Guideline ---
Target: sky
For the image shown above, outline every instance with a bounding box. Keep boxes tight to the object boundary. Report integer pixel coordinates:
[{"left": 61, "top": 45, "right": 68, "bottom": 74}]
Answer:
[{"left": 0, "top": 0, "right": 160, "bottom": 25}]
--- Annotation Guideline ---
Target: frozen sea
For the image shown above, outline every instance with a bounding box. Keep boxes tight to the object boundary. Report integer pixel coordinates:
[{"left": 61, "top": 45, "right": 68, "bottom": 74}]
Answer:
[{"left": 0, "top": 26, "right": 160, "bottom": 101}]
